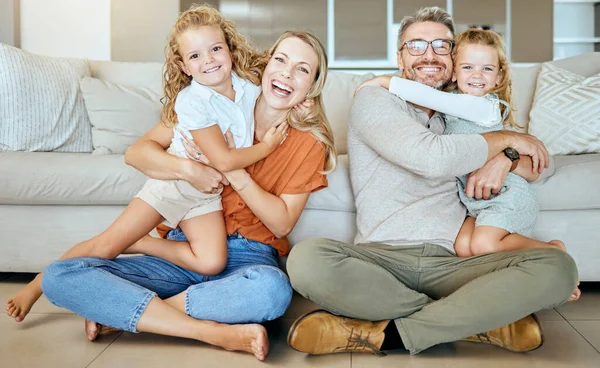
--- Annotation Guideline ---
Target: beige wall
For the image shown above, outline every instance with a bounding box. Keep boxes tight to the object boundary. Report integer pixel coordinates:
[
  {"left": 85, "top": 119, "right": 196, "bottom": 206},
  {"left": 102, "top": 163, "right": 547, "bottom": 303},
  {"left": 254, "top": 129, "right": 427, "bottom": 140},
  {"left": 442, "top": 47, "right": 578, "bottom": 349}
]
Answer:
[
  {"left": 110, "top": 0, "right": 179, "bottom": 62},
  {"left": 393, "top": 0, "right": 445, "bottom": 23},
  {"left": 511, "top": 0, "right": 553, "bottom": 62},
  {"left": 0, "top": 0, "right": 20, "bottom": 47},
  {"left": 20, "top": 0, "right": 111, "bottom": 59}
]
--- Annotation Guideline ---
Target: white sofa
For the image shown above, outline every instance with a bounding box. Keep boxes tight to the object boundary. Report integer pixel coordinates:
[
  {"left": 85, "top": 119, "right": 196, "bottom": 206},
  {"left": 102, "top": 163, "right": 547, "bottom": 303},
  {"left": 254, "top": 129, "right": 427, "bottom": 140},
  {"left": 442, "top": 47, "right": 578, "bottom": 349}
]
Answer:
[{"left": 1, "top": 52, "right": 599, "bottom": 281}]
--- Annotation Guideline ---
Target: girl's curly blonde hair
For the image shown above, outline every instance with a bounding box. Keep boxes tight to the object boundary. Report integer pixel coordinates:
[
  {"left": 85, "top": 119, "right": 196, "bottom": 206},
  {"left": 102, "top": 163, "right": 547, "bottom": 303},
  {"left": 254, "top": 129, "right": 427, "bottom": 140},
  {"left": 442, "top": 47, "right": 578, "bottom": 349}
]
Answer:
[
  {"left": 267, "top": 31, "right": 337, "bottom": 174},
  {"left": 160, "top": 4, "right": 267, "bottom": 127},
  {"left": 453, "top": 29, "right": 518, "bottom": 128}
]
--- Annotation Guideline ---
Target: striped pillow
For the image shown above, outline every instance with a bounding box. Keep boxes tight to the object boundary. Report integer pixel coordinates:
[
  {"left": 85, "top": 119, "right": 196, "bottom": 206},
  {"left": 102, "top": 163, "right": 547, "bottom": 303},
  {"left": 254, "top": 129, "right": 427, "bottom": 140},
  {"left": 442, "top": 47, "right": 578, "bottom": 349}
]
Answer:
[
  {"left": 528, "top": 63, "right": 600, "bottom": 155},
  {"left": 0, "top": 44, "right": 93, "bottom": 152}
]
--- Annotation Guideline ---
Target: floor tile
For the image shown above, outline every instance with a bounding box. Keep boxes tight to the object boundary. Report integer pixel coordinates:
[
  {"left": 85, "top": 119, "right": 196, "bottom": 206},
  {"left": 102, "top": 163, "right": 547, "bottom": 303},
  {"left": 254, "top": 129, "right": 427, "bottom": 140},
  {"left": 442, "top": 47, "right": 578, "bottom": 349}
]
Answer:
[
  {"left": 535, "top": 308, "right": 565, "bottom": 321},
  {"left": 0, "top": 313, "right": 119, "bottom": 368},
  {"left": 570, "top": 321, "right": 600, "bottom": 353},
  {"left": 352, "top": 321, "right": 599, "bottom": 368},
  {"left": 282, "top": 292, "right": 322, "bottom": 320},
  {"left": 556, "top": 287, "right": 600, "bottom": 321},
  {"left": 88, "top": 318, "right": 350, "bottom": 368},
  {"left": 0, "top": 273, "right": 73, "bottom": 315}
]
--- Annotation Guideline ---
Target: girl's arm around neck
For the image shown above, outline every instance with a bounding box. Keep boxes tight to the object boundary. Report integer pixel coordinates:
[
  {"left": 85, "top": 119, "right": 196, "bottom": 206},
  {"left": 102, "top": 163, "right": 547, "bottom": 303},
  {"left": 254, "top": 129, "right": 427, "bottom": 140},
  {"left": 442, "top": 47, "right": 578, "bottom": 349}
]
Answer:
[
  {"left": 389, "top": 76, "right": 501, "bottom": 125},
  {"left": 190, "top": 123, "right": 287, "bottom": 173}
]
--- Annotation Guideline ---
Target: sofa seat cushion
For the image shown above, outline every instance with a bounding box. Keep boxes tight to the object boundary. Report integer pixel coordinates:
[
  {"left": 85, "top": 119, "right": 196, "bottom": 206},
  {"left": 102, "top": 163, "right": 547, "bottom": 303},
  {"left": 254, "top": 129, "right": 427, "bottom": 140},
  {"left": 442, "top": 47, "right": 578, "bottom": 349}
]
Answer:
[
  {"left": 0, "top": 152, "right": 146, "bottom": 205},
  {"left": 534, "top": 154, "right": 600, "bottom": 211}
]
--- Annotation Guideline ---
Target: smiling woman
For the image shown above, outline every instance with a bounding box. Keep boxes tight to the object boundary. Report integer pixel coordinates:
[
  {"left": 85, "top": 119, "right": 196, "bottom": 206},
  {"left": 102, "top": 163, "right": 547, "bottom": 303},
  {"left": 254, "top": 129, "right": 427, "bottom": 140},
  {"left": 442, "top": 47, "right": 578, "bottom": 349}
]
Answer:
[{"left": 32, "top": 4, "right": 336, "bottom": 362}]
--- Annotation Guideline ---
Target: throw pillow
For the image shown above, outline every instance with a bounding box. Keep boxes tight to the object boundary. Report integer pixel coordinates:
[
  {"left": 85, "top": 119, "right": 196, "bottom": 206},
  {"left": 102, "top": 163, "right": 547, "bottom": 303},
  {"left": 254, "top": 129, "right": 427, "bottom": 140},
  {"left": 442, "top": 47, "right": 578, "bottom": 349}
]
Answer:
[
  {"left": 0, "top": 44, "right": 93, "bottom": 152},
  {"left": 528, "top": 63, "right": 600, "bottom": 155},
  {"left": 79, "top": 77, "right": 163, "bottom": 154}
]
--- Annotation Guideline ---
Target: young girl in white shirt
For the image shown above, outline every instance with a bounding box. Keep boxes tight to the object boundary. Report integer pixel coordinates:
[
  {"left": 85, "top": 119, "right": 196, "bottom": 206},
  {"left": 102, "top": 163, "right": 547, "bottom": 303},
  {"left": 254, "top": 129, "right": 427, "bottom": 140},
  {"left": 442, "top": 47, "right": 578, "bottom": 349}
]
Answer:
[{"left": 6, "top": 5, "right": 288, "bottom": 322}]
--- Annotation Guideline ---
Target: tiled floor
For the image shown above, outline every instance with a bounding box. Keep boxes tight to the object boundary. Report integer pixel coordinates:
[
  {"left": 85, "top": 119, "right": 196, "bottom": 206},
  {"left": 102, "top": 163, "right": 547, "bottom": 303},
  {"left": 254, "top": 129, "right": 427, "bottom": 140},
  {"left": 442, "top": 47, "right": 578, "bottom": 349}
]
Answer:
[{"left": 1, "top": 273, "right": 599, "bottom": 368}]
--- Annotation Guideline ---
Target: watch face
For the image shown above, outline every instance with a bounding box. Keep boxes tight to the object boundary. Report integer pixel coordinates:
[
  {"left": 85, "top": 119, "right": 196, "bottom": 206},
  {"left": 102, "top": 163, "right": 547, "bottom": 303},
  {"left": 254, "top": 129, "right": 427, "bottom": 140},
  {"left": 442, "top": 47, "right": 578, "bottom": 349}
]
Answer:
[{"left": 505, "top": 147, "right": 520, "bottom": 161}]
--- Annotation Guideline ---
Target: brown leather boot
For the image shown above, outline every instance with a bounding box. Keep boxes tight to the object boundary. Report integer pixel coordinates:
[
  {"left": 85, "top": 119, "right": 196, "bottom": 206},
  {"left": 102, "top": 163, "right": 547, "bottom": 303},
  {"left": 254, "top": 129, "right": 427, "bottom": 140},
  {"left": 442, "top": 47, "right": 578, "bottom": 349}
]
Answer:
[
  {"left": 287, "top": 309, "right": 389, "bottom": 356},
  {"left": 461, "top": 314, "right": 544, "bottom": 352}
]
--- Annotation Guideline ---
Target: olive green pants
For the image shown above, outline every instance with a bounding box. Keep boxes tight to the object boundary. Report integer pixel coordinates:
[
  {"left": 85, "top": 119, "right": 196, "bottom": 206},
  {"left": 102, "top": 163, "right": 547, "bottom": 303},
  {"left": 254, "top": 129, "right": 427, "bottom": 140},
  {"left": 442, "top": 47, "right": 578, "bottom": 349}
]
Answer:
[{"left": 286, "top": 239, "right": 578, "bottom": 354}]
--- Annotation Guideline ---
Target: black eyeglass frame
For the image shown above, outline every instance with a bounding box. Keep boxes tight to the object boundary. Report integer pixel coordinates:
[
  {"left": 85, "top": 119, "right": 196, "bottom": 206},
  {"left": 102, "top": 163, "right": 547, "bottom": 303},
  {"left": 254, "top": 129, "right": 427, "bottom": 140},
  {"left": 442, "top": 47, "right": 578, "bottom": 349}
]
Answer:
[{"left": 399, "top": 39, "right": 455, "bottom": 56}]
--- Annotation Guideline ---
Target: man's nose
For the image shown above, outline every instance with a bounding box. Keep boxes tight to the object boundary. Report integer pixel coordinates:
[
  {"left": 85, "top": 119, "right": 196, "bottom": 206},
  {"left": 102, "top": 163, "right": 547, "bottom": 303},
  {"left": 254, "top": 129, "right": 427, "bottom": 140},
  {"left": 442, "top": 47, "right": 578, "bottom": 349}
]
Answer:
[{"left": 422, "top": 44, "right": 436, "bottom": 59}]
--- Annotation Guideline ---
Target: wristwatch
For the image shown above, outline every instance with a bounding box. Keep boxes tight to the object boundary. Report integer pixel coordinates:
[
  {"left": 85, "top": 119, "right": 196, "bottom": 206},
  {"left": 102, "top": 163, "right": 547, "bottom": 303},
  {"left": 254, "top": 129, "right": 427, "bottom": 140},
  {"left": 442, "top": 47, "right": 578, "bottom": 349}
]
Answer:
[{"left": 503, "top": 147, "right": 520, "bottom": 172}]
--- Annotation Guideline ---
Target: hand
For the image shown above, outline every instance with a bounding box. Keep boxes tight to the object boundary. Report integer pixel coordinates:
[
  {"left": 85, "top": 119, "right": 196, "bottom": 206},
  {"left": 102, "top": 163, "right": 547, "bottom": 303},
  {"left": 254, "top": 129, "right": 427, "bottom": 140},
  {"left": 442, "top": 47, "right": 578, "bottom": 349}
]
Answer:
[
  {"left": 181, "top": 158, "right": 226, "bottom": 194},
  {"left": 506, "top": 132, "right": 549, "bottom": 174},
  {"left": 223, "top": 129, "right": 236, "bottom": 150},
  {"left": 180, "top": 128, "right": 209, "bottom": 165},
  {"left": 293, "top": 98, "right": 315, "bottom": 114},
  {"left": 354, "top": 76, "right": 392, "bottom": 95},
  {"left": 261, "top": 122, "right": 289, "bottom": 152},
  {"left": 465, "top": 153, "right": 511, "bottom": 199},
  {"left": 222, "top": 168, "right": 251, "bottom": 191}
]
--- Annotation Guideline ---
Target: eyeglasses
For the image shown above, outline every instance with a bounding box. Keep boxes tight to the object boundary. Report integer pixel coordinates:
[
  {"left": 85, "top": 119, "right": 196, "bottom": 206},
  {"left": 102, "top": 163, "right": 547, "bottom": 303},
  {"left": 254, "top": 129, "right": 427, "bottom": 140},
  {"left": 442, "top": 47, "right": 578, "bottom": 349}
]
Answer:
[{"left": 400, "top": 39, "right": 454, "bottom": 56}]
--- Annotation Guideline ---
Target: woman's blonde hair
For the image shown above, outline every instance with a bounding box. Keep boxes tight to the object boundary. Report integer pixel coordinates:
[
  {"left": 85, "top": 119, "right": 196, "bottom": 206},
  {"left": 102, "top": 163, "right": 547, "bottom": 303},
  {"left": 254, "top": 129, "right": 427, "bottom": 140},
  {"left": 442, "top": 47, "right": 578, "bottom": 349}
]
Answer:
[
  {"left": 267, "top": 31, "right": 337, "bottom": 173},
  {"left": 160, "top": 4, "right": 266, "bottom": 127},
  {"left": 453, "top": 29, "right": 518, "bottom": 128}
]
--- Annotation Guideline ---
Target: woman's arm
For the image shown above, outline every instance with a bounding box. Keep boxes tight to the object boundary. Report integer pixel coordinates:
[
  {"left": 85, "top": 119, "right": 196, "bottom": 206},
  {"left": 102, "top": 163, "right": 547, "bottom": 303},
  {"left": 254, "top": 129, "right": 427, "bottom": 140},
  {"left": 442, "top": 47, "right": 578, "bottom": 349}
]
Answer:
[
  {"left": 125, "top": 122, "right": 225, "bottom": 193},
  {"left": 224, "top": 169, "right": 308, "bottom": 238}
]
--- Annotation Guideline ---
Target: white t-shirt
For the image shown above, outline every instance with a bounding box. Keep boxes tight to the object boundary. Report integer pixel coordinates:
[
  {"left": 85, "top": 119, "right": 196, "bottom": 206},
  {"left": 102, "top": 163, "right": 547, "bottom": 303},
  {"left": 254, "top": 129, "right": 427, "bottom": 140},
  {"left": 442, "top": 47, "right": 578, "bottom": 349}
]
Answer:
[{"left": 170, "top": 73, "right": 261, "bottom": 157}]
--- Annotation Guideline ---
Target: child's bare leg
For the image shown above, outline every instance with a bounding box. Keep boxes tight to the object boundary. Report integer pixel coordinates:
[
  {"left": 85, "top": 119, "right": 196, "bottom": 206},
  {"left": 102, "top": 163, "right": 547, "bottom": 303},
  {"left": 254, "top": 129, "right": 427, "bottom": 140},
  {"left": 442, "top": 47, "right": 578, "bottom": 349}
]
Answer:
[
  {"left": 470, "top": 227, "right": 580, "bottom": 302},
  {"left": 126, "top": 211, "right": 227, "bottom": 276},
  {"left": 178, "top": 212, "right": 228, "bottom": 275},
  {"left": 5, "top": 198, "right": 164, "bottom": 322},
  {"left": 454, "top": 217, "right": 476, "bottom": 257},
  {"left": 470, "top": 226, "right": 565, "bottom": 255}
]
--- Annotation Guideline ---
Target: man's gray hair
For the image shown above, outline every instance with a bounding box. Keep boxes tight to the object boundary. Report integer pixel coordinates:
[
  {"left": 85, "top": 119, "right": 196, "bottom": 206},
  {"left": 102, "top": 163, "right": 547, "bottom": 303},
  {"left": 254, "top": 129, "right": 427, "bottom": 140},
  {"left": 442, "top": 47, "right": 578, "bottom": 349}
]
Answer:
[{"left": 397, "top": 7, "right": 455, "bottom": 49}]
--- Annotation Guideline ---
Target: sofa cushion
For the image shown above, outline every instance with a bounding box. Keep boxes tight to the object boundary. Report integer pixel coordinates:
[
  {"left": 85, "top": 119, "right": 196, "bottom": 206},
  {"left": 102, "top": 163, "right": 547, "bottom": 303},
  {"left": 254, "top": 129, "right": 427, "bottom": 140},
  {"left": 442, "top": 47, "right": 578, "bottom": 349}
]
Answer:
[
  {"left": 306, "top": 154, "right": 355, "bottom": 212},
  {"left": 528, "top": 63, "right": 600, "bottom": 155},
  {"left": 510, "top": 64, "right": 541, "bottom": 132},
  {"left": 305, "top": 153, "right": 600, "bottom": 214},
  {"left": 0, "top": 152, "right": 147, "bottom": 205},
  {"left": 80, "top": 77, "right": 163, "bottom": 154},
  {"left": 0, "top": 44, "right": 93, "bottom": 153},
  {"left": 322, "top": 72, "right": 375, "bottom": 155},
  {"left": 533, "top": 154, "right": 600, "bottom": 211}
]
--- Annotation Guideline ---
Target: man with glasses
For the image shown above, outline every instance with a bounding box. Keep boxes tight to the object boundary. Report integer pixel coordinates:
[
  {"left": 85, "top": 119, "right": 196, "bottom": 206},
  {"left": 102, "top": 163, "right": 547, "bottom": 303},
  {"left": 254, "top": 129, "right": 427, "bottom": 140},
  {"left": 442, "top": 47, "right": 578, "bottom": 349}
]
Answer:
[{"left": 286, "top": 6, "right": 578, "bottom": 356}]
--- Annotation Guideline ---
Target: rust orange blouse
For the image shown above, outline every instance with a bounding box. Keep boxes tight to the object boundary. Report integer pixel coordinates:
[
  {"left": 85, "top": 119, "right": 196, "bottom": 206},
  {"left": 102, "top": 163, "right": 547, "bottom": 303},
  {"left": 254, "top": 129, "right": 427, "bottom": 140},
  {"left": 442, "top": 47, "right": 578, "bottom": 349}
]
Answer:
[{"left": 158, "top": 128, "right": 328, "bottom": 256}]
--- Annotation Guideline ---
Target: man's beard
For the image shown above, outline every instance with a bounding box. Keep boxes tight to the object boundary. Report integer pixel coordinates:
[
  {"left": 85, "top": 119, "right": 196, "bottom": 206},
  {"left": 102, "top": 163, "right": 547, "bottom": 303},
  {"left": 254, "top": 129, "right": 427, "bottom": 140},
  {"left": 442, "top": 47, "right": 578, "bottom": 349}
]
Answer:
[{"left": 404, "top": 61, "right": 452, "bottom": 90}]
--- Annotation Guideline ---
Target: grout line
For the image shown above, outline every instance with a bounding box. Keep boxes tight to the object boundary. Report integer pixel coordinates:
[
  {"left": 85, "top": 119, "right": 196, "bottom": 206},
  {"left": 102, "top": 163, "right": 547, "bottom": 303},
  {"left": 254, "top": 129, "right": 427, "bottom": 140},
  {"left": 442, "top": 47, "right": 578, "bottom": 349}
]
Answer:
[
  {"left": 564, "top": 319, "right": 600, "bottom": 355},
  {"left": 555, "top": 308, "right": 600, "bottom": 354},
  {"left": 85, "top": 331, "right": 124, "bottom": 368}
]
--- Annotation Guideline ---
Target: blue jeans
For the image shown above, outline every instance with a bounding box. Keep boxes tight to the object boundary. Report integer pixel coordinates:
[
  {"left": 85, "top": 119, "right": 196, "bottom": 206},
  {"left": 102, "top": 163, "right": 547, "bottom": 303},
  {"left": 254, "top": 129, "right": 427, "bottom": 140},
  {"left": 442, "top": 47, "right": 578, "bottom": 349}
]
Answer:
[{"left": 42, "top": 232, "right": 293, "bottom": 333}]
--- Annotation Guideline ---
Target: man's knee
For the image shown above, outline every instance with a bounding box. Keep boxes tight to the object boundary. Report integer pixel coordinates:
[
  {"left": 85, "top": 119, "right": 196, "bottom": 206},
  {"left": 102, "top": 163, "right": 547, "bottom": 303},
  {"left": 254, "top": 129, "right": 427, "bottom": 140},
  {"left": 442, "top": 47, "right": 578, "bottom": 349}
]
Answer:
[
  {"left": 542, "top": 249, "right": 579, "bottom": 303},
  {"left": 287, "top": 238, "right": 337, "bottom": 294}
]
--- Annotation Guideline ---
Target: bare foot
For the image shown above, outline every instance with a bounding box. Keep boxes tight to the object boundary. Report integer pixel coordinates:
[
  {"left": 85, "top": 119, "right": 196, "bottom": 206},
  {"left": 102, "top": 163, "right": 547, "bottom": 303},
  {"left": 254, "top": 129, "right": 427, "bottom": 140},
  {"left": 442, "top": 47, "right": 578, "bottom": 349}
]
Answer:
[
  {"left": 568, "top": 282, "right": 582, "bottom": 302},
  {"left": 210, "top": 323, "right": 269, "bottom": 361},
  {"left": 85, "top": 319, "right": 121, "bottom": 341},
  {"left": 548, "top": 241, "right": 581, "bottom": 302},
  {"left": 5, "top": 283, "right": 43, "bottom": 322},
  {"left": 548, "top": 240, "right": 567, "bottom": 252}
]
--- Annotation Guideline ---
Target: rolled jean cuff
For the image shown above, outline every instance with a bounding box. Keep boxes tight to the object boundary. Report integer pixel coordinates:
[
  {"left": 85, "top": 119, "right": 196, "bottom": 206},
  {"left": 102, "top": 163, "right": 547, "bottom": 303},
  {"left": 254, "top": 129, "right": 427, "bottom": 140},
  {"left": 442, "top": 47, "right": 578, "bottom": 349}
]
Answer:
[{"left": 128, "top": 291, "right": 157, "bottom": 333}]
